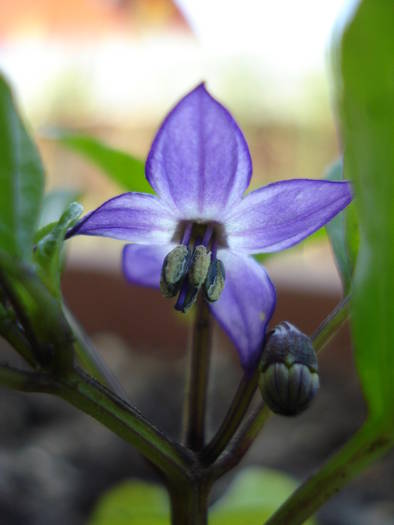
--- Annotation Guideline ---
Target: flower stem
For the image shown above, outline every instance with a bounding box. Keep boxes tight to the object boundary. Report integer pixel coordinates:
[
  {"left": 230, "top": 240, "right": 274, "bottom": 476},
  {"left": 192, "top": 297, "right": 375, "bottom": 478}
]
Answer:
[
  {"left": 201, "top": 368, "right": 259, "bottom": 464},
  {"left": 312, "top": 294, "right": 351, "bottom": 352},
  {"left": 211, "top": 401, "right": 271, "bottom": 479},
  {"left": 183, "top": 296, "right": 213, "bottom": 451},
  {"left": 211, "top": 294, "right": 351, "bottom": 480}
]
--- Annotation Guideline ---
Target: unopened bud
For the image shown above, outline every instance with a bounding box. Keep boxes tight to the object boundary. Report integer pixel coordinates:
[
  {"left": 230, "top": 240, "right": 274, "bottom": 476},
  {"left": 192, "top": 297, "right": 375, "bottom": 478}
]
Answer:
[
  {"left": 204, "top": 259, "right": 225, "bottom": 302},
  {"left": 160, "top": 245, "right": 190, "bottom": 297},
  {"left": 259, "top": 322, "right": 319, "bottom": 416},
  {"left": 189, "top": 245, "right": 211, "bottom": 287}
]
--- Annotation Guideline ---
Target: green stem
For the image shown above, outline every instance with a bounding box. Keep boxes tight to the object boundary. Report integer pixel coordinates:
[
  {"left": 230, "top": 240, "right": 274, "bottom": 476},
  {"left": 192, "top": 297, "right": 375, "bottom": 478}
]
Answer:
[
  {"left": 0, "top": 270, "right": 45, "bottom": 364},
  {"left": 211, "top": 401, "right": 271, "bottom": 480},
  {"left": 0, "top": 306, "right": 37, "bottom": 367},
  {"left": 0, "top": 363, "right": 53, "bottom": 391},
  {"left": 0, "top": 363, "right": 193, "bottom": 484},
  {"left": 183, "top": 297, "right": 213, "bottom": 451},
  {"left": 312, "top": 294, "right": 351, "bottom": 352},
  {"left": 265, "top": 422, "right": 393, "bottom": 525},
  {"left": 169, "top": 481, "right": 211, "bottom": 525},
  {"left": 212, "top": 294, "right": 351, "bottom": 480},
  {"left": 201, "top": 368, "right": 259, "bottom": 464}
]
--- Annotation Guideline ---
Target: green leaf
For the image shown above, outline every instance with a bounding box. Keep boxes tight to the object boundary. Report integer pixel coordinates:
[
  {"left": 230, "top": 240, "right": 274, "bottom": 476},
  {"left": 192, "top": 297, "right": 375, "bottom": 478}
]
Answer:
[
  {"left": 39, "top": 188, "right": 81, "bottom": 229},
  {"left": 49, "top": 130, "right": 153, "bottom": 193},
  {"left": 211, "top": 467, "right": 316, "bottom": 525},
  {"left": 324, "top": 159, "right": 359, "bottom": 293},
  {"left": 338, "top": 0, "right": 394, "bottom": 421},
  {"left": 89, "top": 481, "right": 170, "bottom": 525},
  {"left": 0, "top": 75, "right": 45, "bottom": 260},
  {"left": 34, "top": 202, "right": 83, "bottom": 297},
  {"left": 256, "top": 4, "right": 394, "bottom": 523}
]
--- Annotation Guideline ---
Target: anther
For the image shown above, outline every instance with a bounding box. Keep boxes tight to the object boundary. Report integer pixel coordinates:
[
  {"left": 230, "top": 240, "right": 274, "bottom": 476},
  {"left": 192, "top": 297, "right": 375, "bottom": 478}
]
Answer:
[
  {"left": 204, "top": 259, "right": 225, "bottom": 302},
  {"left": 189, "top": 245, "right": 211, "bottom": 287},
  {"left": 160, "top": 245, "right": 190, "bottom": 297}
]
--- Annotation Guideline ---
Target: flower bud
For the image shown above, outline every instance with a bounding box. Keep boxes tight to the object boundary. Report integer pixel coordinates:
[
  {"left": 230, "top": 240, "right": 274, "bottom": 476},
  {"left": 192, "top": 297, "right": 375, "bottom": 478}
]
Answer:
[
  {"left": 204, "top": 259, "right": 225, "bottom": 302},
  {"left": 259, "top": 322, "right": 319, "bottom": 416},
  {"left": 189, "top": 245, "right": 211, "bottom": 287},
  {"left": 160, "top": 245, "right": 190, "bottom": 297}
]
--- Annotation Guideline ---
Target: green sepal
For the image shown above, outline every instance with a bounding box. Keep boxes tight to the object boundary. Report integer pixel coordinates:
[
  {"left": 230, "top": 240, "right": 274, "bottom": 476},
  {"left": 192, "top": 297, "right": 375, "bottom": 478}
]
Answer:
[{"left": 34, "top": 202, "right": 83, "bottom": 298}]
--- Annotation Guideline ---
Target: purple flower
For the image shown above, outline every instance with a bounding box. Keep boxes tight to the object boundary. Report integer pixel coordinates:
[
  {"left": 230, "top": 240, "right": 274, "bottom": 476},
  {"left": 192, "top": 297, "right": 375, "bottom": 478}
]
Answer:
[{"left": 68, "top": 84, "right": 352, "bottom": 370}]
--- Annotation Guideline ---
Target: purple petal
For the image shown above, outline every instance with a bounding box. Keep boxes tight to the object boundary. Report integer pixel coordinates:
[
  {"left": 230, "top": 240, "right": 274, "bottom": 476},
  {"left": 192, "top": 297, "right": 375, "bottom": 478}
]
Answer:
[
  {"left": 210, "top": 251, "right": 276, "bottom": 370},
  {"left": 146, "top": 83, "right": 252, "bottom": 220},
  {"left": 225, "top": 179, "right": 352, "bottom": 254},
  {"left": 122, "top": 243, "right": 172, "bottom": 288},
  {"left": 68, "top": 193, "right": 177, "bottom": 244}
]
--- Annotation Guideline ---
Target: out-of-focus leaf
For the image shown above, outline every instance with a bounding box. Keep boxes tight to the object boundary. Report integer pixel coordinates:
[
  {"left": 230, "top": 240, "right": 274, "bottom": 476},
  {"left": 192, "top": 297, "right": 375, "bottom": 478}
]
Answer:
[
  {"left": 39, "top": 188, "right": 81, "bottom": 229},
  {"left": 211, "top": 467, "right": 315, "bottom": 525},
  {"left": 49, "top": 130, "right": 153, "bottom": 193},
  {"left": 34, "top": 202, "right": 83, "bottom": 297},
  {"left": 261, "top": 3, "right": 394, "bottom": 523},
  {"left": 338, "top": 0, "right": 394, "bottom": 421},
  {"left": 88, "top": 469, "right": 316, "bottom": 525},
  {"left": 324, "top": 159, "right": 359, "bottom": 293},
  {"left": 0, "top": 75, "right": 44, "bottom": 260},
  {"left": 89, "top": 481, "right": 170, "bottom": 525}
]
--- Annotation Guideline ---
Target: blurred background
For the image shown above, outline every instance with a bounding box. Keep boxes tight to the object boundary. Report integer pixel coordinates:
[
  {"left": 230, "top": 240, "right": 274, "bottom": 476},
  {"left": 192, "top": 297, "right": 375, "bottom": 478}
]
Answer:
[{"left": 0, "top": 1, "right": 393, "bottom": 524}]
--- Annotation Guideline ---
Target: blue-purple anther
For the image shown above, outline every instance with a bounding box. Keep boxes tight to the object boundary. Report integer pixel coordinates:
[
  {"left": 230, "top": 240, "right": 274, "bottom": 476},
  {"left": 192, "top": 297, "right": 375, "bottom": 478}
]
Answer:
[{"left": 67, "top": 83, "right": 352, "bottom": 370}]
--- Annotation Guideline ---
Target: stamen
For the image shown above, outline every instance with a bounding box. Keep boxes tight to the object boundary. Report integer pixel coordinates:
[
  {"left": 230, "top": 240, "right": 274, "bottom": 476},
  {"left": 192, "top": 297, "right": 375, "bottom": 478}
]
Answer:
[
  {"left": 174, "top": 279, "right": 189, "bottom": 312},
  {"left": 181, "top": 222, "right": 193, "bottom": 245},
  {"left": 202, "top": 224, "right": 214, "bottom": 247},
  {"left": 162, "top": 221, "right": 225, "bottom": 311},
  {"left": 211, "top": 240, "right": 218, "bottom": 260}
]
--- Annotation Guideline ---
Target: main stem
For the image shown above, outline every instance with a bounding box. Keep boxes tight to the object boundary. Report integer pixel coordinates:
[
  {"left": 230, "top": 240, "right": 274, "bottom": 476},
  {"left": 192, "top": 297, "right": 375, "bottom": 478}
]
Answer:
[
  {"left": 183, "top": 296, "right": 213, "bottom": 451},
  {"left": 169, "top": 480, "right": 211, "bottom": 525}
]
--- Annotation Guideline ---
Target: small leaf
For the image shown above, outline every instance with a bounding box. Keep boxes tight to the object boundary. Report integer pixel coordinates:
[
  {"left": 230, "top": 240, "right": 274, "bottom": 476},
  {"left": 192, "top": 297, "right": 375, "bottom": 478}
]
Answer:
[
  {"left": 0, "top": 75, "right": 44, "bottom": 260},
  {"left": 39, "top": 188, "right": 82, "bottom": 229},
  {"left": 34, "top": 202, "right": 83, "bottom": 297},
  {"left": 89, "top": 481, "right": 170, "bottom": 525},
  {"left": 210, "top": 467, "right": 316, "bottom": 524},
  {"left": 48, "top": 129, "right": 154, "bottom": 193},
  {"left": 324, "top": 159, "right": 359, "bottom": 293}
]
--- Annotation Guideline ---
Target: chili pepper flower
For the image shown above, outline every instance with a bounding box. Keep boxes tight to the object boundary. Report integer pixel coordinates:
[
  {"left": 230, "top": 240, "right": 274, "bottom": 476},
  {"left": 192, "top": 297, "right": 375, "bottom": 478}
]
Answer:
[{"left": 68, "top": 84, "right": 352, "bottom": 370}]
